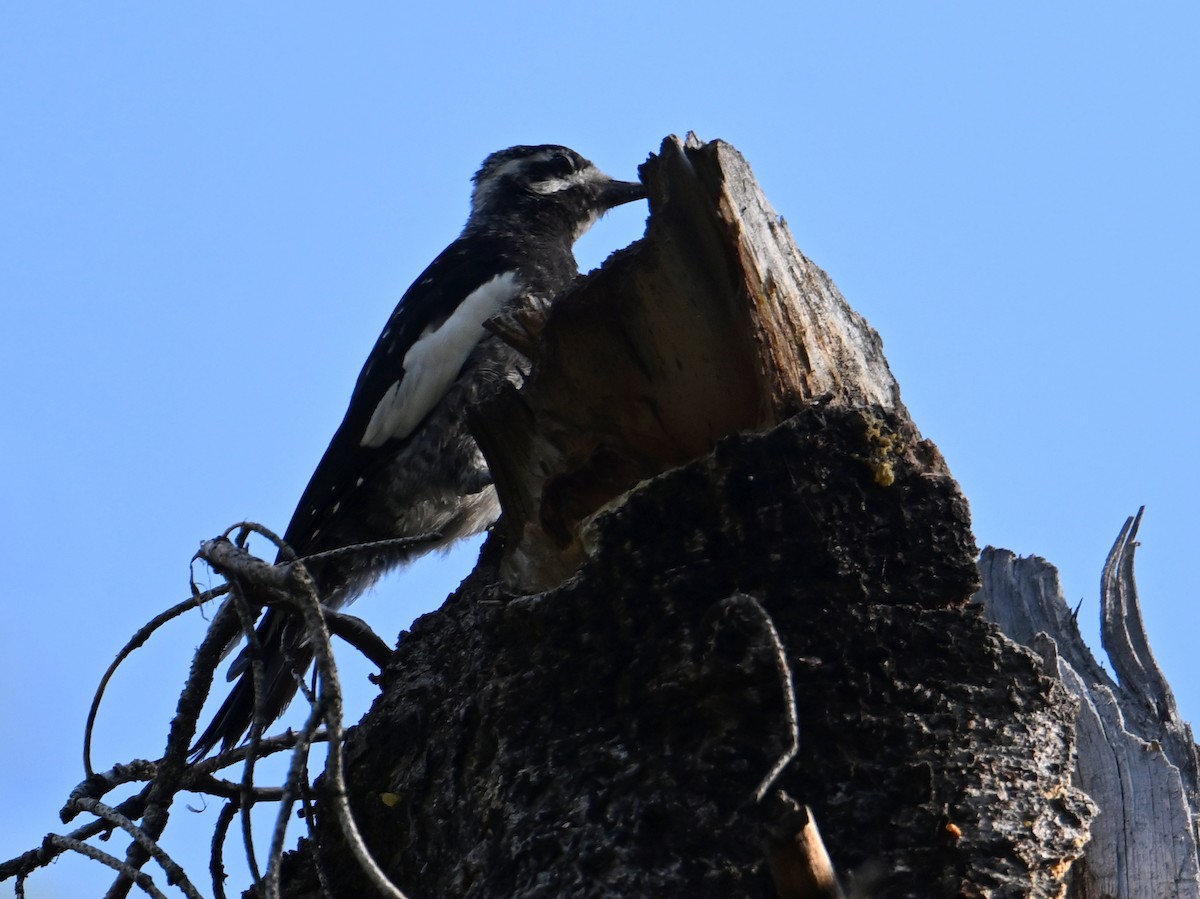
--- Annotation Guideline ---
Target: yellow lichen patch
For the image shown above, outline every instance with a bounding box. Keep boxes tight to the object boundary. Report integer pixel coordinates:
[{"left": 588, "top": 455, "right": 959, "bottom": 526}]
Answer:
[
  {"left": 857, "top": 414, "right": 900, "bottom": 487},
  {"left": 871, "top": 459, "right": 896, "bottom": 487}
]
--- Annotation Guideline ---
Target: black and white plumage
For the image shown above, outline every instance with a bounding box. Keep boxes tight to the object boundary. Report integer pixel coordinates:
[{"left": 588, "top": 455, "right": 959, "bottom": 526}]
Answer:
[{"left": 192, "top": 146, "right": 646, "bottom": 757}]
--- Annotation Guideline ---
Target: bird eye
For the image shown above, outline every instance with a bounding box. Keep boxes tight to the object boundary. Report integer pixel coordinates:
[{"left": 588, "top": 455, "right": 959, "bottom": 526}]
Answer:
[{"left": 548, "top": 152, "right": 575, "bottom": 175}]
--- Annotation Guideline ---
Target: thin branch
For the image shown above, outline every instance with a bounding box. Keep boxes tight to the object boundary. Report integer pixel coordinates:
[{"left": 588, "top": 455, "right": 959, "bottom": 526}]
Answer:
[
  {"left": 230, "top": 590, "right": 268, "bottom": 889},
  {"left": 262, "top": 558, "right": 334, "bottom": 899},
  {"left": 287, "top": 559, "right": 413, "bottom": 899},
  {"left": 210, "top": 800, "right": 239, "bottom": 899},
  {"left": 71, "top": 799, "right": 204, "bottom": 899},
  {"left": 222, "top": 521, "right": 297, "bottom": 563},
  {"left": 102, "top": 595, "right": 244, "bottom": 899},
  {"left": 296, "top": 532, "right": 442, "bottom": 566},
  {"left": 62, "top": 735, "right": 312, "bottom": 816},
  {"left": 299, "top": 776, "right": 335, "bottom": 899},
  {"left": 264, "top": 702, "right": 324, "bottom": 899},
  {"left": 185, "top": 774, "right": 285, "bottom": 804},
  {"left": 323, "top": 608, "right": 394, "bottom": 669},
  {"left": 84, "top": 588, "right": 228, "bottom": 779},
  {"left": 728, "top": 594, "right": 801, "bottom": 804},
  {"left": 11, "top": 520, "right": 411, "bottom": 898},
  {"left": 46, "top": 834, "right": 171, "bottom": 899},
  {"left": 192, "top": 729, "right": 329, "bottom": 776},
  {"left": 205, "top": 532, "right": 420, "bottom": 670},
  {"left": 65, "top": 761, "right": 158, "bottom": 820},
  {"left": 2, "top": 789, "right": 150, "bottom": 882}
]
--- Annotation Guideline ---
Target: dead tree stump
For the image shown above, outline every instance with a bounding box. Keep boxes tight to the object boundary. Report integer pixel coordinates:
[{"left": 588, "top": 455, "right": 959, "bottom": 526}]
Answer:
[{"left": 273, "top": 136, "right": 1096, "bottom": 898}]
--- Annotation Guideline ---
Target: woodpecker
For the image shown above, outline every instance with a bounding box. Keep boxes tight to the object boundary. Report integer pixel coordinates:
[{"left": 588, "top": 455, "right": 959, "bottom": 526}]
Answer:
[{"left": 192, "top": 146, "right": 646, "bottom": 757}]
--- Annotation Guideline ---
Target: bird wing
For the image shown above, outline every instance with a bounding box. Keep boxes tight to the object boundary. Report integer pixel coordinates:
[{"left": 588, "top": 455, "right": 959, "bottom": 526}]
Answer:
[
  {"left": 360, "top": 269, "right": 519, "bottom": 448},
  {"left": 192, "top": 236, "right": 524, "bottom": 758},
  {"left": 281, "top": 235, "right": 521, "bottom": 556}
]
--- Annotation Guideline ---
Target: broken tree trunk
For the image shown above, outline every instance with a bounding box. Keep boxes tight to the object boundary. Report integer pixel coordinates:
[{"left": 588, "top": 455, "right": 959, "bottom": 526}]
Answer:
[
  {"left": 272, "top": 136, "right": 1095, "bottom": 898},
  {"left": 975, "top": 512, "right": 1200, "bottom": 898}
]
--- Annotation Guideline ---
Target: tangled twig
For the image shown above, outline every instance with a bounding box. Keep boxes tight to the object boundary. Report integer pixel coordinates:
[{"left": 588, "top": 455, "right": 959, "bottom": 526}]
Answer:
[
  {"left": 84, "top": 587, "right": 229, "bottom": 780},
  {"left": 72, "top": 798, "right": 206, "bottom": 899},
  {"left": 300, "top": 557, "right": 417, "bottom": 899},
  {"left": 1, "top": 520, "right": 413, "bottom": 899},
  {"left": 46, "top": 833, "right": 172, "bottom": 899}
]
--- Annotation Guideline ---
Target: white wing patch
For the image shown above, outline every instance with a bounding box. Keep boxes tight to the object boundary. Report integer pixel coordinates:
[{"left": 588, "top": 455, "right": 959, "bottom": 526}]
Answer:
[{"left": 360, "top": 271, "right": 521, "bottom": 448}]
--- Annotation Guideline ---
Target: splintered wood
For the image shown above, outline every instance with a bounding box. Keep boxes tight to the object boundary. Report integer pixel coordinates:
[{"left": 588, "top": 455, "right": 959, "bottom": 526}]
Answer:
[{"left": 476, "top": 135, "right": 904, "bottom": 592}]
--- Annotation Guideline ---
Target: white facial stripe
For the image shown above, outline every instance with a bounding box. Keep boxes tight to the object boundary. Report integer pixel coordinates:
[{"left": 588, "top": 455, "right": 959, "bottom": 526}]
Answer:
[
  {"left": 473, "top": 152, "right": 557, "bottom": 213},
  {"left": 530, "top": 170, "right": 583, "bottom": 195},
  {"left": 529, "top": 177, "right": 572, "bottom": 194},
  {"left": 473, "top": 149, "right": 604, "bottom": 213},
  {"left": 530, "top": 166, "right": 605, "bottom": 196},
  {"left": 360, "top": 271, "right": 521, "bottom": 448}
]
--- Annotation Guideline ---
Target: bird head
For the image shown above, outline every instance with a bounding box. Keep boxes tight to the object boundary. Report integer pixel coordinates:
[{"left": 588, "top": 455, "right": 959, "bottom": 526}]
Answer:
[{"left": 468, "top": 145, "right": 646, "bottom": 242}]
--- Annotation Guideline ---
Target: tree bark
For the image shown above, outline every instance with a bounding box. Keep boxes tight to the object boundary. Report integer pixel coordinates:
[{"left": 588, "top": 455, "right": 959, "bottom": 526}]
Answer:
[
  {"left": 272, "top": 136, "right": 1096, "bottom": 898},
  {"left": 975, "top": 512, "right": 1200, "bottom": 898}
]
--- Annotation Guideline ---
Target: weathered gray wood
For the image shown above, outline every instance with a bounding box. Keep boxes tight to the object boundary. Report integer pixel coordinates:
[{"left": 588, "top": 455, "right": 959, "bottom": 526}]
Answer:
[{"left": 975, "top": 513, "right": 1200, "bottom": 899}]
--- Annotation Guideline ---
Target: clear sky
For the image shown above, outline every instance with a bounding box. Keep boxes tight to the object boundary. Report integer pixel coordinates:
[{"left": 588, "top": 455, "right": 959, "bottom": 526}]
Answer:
[{"left": 3, "top": 4, "right": 1197, "bottom": 897}]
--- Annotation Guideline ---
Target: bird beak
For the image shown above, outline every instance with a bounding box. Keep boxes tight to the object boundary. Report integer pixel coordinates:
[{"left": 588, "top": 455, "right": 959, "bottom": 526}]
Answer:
[{"left": 598, "top": 177, "right": 647, "bottom": 210}]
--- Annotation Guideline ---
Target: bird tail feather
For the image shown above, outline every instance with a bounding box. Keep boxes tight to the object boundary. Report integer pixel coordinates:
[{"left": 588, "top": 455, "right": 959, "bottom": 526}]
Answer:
[{"left": 190, "top": 606, "right": 309, "bottom": 759}]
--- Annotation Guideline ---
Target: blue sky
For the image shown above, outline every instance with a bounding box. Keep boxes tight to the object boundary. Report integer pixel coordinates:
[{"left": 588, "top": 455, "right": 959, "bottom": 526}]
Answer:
[{"left": 3, "top": 4, "right": 1197, "bottom": 897}]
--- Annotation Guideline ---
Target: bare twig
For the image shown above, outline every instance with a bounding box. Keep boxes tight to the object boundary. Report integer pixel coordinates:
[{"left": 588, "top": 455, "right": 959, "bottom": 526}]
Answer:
[
  {"left": 7, "top": 519, "right": 409, "bottom": 899},
  {"left": 47, "top": 834, "right": 172, "bottom": 899},
  {"left": 300, "top": 776, "right": 335, "bottom": 899},
  {"left": 71, "top": 799, "right": 205, "bottom": 899},
  {"left": 323, "top": 607, "right": 394, "bottom": 668},
  {"left": 197, "top": 525, "right": 406, "bottom": 898},
  {"left": 185, "top": 774, "right": 285, "bottom": 803},
  {"left": 261, "top": 558, "right": 336, "bottom": 899},
  {"left": 205, "top": 531, "right": 424, "bottom": 670},
  {"left": 200, "top": 523, "right": 304, "bottom": 890},
  {"left": 192, "top": 729, "right": 329, "bottom": 775},
  {"left": 210, "top": 800, "right": 239, "bottom": 899},
  {"left": 230, "top": 589, "right": 268, "bottom": 889},
  {"left": 727, "top": 594, "right": 801, "bottom": 803},
  {"left": 287, "top": 560, "right": 413, "bottom": 899},
  {"left": 297, "top": 532, "right": 442, "bottom": 566},
  {"left": 65, "top": 761, "right": 158, "bottom": 820},
  {"left": 0, "top": 761, "right": 285, "bottom": 891},
  {"left": 84, "top": 588, "right": 228, "bottom": 779},
  {"left": 224, "top": 521, "right": 297, "bottom": 562},
  {"left": 61, "top": 733, "right": 316, "bottom": 817},
  {"left": 102, "top": 594, "right": 244, "bottom": 899},
  {"left": 264, "top": 700, "right": 324, "bottom": 899},
  {"left": 2, "top": 788, "right": 150, "bottom": 882},
  {"left": 200, "top": 552, "right": 374, "bottom": 892}
]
